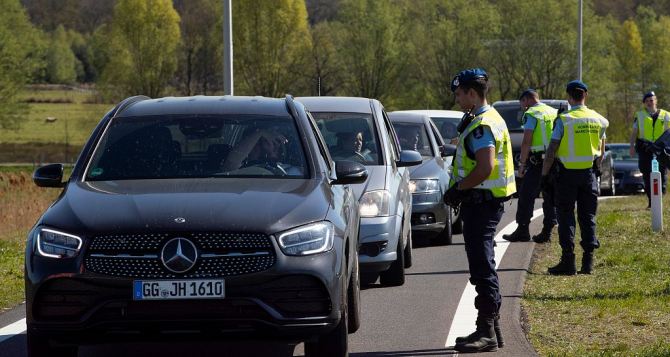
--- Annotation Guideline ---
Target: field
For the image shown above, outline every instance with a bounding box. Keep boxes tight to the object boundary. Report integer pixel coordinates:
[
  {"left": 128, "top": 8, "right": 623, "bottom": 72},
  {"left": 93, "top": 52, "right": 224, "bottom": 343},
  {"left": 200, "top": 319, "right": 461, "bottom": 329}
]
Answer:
[{"left": 524, "top": 194, "right": 670, "bottom": 356}]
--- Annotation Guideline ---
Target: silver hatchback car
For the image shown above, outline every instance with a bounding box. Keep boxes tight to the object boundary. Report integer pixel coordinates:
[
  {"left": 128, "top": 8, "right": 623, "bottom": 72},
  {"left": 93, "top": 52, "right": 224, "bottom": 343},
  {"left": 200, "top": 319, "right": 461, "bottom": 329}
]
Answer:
[{"left": 298, "top": 97, "right": 422, "bottom": 287}]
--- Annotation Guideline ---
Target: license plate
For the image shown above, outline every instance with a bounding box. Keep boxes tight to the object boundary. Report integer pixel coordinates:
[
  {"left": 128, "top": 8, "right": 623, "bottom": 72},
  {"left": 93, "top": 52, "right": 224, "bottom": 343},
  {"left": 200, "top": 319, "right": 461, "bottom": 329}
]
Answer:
[{"left": 133, "top": 279, "right": 225, "bottom": 300}]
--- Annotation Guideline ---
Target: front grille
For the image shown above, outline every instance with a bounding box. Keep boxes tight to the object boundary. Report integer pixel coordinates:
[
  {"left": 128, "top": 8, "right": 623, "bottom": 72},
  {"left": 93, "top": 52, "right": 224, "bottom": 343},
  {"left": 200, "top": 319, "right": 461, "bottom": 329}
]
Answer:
[{"left": 85, "top": 232, "right": 276, "bottom": 278}]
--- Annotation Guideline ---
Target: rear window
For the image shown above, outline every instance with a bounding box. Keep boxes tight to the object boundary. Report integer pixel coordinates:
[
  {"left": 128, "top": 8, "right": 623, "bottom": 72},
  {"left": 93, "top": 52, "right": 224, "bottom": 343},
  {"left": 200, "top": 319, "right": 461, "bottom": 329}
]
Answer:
[
  {"left": 391, "top": 122, "right": 433, "bottom": 157},
  {"left": 85, "top": 114, "right": 308, "bottom": 180},
  {"left": 310, "top": 112, "right": 382, "bottom": 165}
]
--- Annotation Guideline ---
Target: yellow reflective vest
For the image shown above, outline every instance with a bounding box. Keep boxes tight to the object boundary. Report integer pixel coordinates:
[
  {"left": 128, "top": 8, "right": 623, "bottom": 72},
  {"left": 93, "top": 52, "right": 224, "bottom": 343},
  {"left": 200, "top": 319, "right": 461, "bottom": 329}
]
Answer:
[
  {"left": 556, "top": 106, "right": 609, "bottom": 170},
  {"left": 636, "top": 109, "right": 670, "bottom": 141},
  {"left": 525, "top": 103, "right": 557, "bottom": 153},
  {"left": 451, "top": 108, "right": 516, "bottom": 198}
]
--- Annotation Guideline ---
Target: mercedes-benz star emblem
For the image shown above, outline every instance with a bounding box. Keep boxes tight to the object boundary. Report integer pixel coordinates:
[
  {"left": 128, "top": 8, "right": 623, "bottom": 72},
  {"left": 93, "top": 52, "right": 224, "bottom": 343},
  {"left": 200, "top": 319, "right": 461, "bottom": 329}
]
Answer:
[
  {"left": 174, "top": 217, "right": 186, "bottom": 223},
  {"left": 161, "top": 238, "right": 198, "bottom": 273}
]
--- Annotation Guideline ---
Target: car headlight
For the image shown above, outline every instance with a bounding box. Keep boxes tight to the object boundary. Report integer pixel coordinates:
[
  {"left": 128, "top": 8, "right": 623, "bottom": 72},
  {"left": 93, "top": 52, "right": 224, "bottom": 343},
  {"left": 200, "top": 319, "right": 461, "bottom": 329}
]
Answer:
[
  {"left": 359, "top": 190, "right": 391, "bottom": 217},
  {"left": 276, "top": 221, "right": 334, "bottom": 256},
  {"left": 631, "top": 170, "right": 643, "bottom": 178},
  {"left": 409, "top": 179, "right": 440, "bottom": 193},
  {"left": 36, "top": 228, "right": 82, "bottom": 258}
]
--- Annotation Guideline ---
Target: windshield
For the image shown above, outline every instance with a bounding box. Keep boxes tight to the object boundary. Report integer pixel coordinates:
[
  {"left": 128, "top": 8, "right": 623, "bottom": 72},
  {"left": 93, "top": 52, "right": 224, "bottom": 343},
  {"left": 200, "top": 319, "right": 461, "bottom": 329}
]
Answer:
[
  {"left": 392, "top": 122, "right": 433, "bottom": 157},
  {"left": 609, "top": 145, "right": 636, "bottom": 161},
  {"left": 85, "top": 114, "right": 308, "bottom": 180},
  {"left": 310, "top": 112, "right": 382, "bottom": 165},
  {"left": 431, "top": 116, "right": 461, "bottom": 141}
]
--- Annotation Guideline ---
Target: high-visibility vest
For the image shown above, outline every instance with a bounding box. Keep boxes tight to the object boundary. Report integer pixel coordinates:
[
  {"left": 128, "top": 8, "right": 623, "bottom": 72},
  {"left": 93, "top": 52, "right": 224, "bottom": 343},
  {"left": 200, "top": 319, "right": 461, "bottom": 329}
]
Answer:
[
  {"left": 525, "top": 103, "right": 557, "bottom": 153},
  {"left": 451, "top": 108, "right": 516, "bottom": 198},
  {"left": 636, "top": 109, "right": 670, "bottom": 141},
  {"left": 556, "top": 107, "right": 609, "bottom": 170}
]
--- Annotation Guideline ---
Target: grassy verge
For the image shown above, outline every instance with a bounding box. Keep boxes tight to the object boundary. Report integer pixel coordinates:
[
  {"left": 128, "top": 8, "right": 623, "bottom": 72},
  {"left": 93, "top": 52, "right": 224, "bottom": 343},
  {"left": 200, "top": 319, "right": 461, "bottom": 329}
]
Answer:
[
  {"left": 523, "top": 194, "right": 670, "bottom": 356},
  {"left": 0, "top": 167, "right": 60, "bottom": 310}
]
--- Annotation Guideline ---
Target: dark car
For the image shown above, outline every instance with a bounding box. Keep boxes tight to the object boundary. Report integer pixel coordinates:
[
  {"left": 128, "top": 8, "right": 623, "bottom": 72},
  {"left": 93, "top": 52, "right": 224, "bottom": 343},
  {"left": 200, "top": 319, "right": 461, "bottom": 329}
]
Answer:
[
  {"left": 607, "top": 143, "right": 645, "bottom": 194},
  {"left": 297, "top": 97, "right": 421, "bottom": 287},
  {"left": 25, "top": 95, "right": 367, "bottom": 357},
  {"left": 389, "top": 112, "right": 456, "bottom": 245}
]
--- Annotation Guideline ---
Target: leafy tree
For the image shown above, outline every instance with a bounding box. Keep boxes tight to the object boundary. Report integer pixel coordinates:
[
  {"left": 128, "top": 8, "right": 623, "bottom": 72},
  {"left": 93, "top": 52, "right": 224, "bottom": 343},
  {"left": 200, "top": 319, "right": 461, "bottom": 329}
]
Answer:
[
  {"left": 0, "top": 0, "right": 44, "bottom": 129},
  {"left": 233, "top": 0, "right": 313, "bottom": 97},
  {"left": 45, "top": 25, "right": 78, "bottom": 84},
  {"left": 99, "top": 0, "right": 181, "bottom": 99},
  {"left": 613, "top": 19, "right": 643, "bottom": 122},
  {"left": 307, "top": 21, "right": 344, "bottom": 96}
]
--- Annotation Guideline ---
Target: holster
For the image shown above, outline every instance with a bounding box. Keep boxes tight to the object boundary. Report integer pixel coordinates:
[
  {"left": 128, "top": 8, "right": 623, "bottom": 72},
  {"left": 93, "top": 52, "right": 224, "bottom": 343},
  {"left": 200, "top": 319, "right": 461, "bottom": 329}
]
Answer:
[
  {"left": 461, "top": 189, "right": 495, "bottom": 205},
  {"left": 528, "top": 152, "right": 544, "bottom": 166}
]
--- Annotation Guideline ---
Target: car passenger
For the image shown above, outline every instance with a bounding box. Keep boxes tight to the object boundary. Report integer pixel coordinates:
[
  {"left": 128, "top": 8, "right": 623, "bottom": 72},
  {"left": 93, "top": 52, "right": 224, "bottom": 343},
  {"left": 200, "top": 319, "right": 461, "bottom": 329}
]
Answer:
[{"left": 222, "top": 128, "right": 301, "bottom": 175}]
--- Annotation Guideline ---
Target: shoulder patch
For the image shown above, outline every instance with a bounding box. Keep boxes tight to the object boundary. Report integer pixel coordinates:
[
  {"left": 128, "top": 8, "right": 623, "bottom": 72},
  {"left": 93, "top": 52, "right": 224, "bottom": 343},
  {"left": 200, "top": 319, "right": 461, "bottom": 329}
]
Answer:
[{"left": 473, "top": 126, "right": 484, "bottom": 139}]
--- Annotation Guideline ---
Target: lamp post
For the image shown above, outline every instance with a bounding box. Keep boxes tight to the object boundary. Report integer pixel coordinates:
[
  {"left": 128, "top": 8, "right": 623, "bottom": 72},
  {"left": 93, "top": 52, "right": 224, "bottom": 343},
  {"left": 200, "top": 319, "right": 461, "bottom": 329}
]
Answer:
[{"left": 223, "top": 0, "right": 233, "bottom": 95}]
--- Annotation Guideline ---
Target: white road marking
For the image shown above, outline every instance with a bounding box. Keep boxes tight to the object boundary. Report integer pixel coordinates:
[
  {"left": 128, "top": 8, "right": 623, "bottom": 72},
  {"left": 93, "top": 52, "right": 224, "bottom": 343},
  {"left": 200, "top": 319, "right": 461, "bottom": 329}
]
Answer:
[
  {"left": 0, "top": 318, "right": 26, "bottom": 343},
  {"left": 445, "top": 208, "right": 543, "bottom": 348}
]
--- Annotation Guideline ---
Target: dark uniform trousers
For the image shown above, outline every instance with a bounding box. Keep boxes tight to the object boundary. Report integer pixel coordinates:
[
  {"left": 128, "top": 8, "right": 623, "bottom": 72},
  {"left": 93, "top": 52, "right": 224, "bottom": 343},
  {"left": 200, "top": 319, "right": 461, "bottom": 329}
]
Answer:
[
  {"left": 638, "top": 150, "right": 668, "bottom": 204},
  {"left": 555, "top": 166, "right": 600, "bottom": 253},
  {"left": 461, "top": 198, "right": 504, "bottom": 317},
  {"left": 516, "top": 159, "right": 557, "bottom": 228}
]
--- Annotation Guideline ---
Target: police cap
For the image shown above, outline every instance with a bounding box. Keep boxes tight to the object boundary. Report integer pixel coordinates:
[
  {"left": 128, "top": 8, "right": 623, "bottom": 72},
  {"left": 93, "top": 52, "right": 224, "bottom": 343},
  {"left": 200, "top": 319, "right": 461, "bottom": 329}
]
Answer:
[
  {"left": 451, "top": 68, "right": 488, "bottom": 93},
  {"left": 643, "top": 91, "right": 656, "bottom": 102},
  {"left": 566, "top": 80, "right": 588, "bottom": 92}
]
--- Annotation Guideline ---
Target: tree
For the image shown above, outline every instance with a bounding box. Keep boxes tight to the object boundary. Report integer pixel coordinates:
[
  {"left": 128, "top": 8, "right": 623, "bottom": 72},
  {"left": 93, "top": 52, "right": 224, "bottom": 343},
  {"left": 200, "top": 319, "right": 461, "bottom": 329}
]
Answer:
[
  {"left": 0, "top": 0, "right": 44, "bottom": 129},
  {"left": 233, "top": 0, "right": 313, "bottom": 97},
  {"left": 308, "top": 21, "right": 345, "bottom": 96},
  {"left": 613, "top": 19, "right": 643, "bottom": 122},
  {"left": 99, "top": 0, "right": 181, "bottom": 99},
  {"left": 45, "top": 25, "right": 78, "bottom": 84}
]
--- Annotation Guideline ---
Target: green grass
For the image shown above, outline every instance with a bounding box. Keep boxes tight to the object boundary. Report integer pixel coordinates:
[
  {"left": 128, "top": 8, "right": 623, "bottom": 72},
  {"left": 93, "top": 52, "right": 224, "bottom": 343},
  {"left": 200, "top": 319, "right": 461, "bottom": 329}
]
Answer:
[
  {"left": 523, "top": 194, "right": 670, "bottom": 356},
  {"left": 0, "top": 233, "right": 25, "bottom": 310}
]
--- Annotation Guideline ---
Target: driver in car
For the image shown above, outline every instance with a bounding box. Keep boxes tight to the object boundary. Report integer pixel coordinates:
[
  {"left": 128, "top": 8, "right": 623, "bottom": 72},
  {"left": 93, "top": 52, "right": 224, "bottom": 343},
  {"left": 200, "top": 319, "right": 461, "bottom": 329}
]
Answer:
[
  {"left": 335, "top": 131, "right": 373, "bottom": 163},
  {"left": 222, "top": 128, "right": 301, "bottom": 175},
  {"left": 397, "top": 126, "right": 420, "bottom": 151}
]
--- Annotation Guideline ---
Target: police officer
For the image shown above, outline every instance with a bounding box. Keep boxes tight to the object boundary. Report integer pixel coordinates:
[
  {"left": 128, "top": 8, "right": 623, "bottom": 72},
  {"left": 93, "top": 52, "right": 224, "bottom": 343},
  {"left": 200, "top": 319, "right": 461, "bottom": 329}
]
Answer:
[
  {"left": 541, "top": 80, "right": 608, "bottom": 275},
  {"left": 443, "top": 68, "right": 516, "bottom": 353},
  {"left": 503, "top": 89, "right": 558, "bottom": 243},
  {"left": 629, "top": 91, "right": 669, "bottom": 207}
]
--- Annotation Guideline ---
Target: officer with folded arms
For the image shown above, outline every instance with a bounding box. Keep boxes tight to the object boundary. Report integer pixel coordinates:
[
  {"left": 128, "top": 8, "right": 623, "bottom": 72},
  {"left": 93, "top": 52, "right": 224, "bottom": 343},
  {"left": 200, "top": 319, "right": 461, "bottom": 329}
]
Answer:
[
  {"left": 503, "top": 89, "right": 558, "bottom": 243},
  {"left": 443, "top": 68, "right": 516, "bottom": 353},
  {"left": 541, "top": 80, "right": 608, "bottom": 275},
  {"left": 629, "top": 91, "right": 669, "bottom": 207}
]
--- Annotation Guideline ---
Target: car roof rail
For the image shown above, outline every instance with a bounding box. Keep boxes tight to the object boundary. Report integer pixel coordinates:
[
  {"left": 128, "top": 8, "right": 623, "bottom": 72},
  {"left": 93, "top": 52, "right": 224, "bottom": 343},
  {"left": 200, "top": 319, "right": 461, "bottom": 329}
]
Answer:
[
  {"left": 285, "top": 94, "right": 300, "bottom": 119},
  {"left": 111, "top": 95, "right": 151, "bottom": 117}
]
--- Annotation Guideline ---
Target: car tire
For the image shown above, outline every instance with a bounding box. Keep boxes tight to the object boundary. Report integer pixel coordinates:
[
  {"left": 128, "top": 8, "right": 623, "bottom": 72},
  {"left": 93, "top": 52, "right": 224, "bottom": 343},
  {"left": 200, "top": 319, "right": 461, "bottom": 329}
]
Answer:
[
  {"left": 604, "top": 175, "right": 616, "bottom": 196},
  {"left": 27, "top": 331, "right": 78, "bottom": 357},
  {"left": 379, "top": 236, "right": 405, "bottom": 287},
  {"left": 431, "top": 207, "right": 453, "bottom": 246},
  {"left": 403, "top": 227, "right": 413, "bottom": 269},
  {"left": 451, "top": 206, "right": 463, "bottom": 234},
  {"left": 347, "top": 251, "right": 361, "bottom": 333},
  {"left": 304, "top": 304, "right": 348, "bottom": 357}
]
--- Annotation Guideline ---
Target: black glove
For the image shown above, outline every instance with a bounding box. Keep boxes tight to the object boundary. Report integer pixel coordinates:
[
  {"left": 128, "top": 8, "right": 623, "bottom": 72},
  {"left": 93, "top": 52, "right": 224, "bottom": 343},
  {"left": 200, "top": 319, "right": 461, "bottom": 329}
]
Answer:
[
  {"left": 540, "top": 175, "right": 551, "bottom": 190},
  {"left": 444, "top": 183, "right": 465, "bottom": 206}
]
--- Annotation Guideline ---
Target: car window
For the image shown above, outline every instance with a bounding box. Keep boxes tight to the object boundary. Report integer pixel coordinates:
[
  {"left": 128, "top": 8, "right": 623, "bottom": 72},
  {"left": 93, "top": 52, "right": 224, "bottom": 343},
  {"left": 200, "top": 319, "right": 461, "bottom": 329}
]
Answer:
[
  {"left": 609, "top": 146, "right": 636, "bottom": 161},
  {"left": 306, "top": 111, "right": 333, "bottom": 174},
  {"left": 429, "top": 121, "right": 445, "bottom": 147},
  {"left": 494, "top": 106, "right": 524, "bottom": 131},
  {"left": 431, "top": 117, "right": 461, "bottom": 141},
  {"left": 310, "top": 112, "right": 382, "bottom": 165},
  {"left": 381, "top": 110, "right": 400, "bottom": 161},
  {"left": 392, "top": 122, "right": 433, "bottom": 157},
  {"left": 85, "top": 114, "right": 308, "bottom": 180}
]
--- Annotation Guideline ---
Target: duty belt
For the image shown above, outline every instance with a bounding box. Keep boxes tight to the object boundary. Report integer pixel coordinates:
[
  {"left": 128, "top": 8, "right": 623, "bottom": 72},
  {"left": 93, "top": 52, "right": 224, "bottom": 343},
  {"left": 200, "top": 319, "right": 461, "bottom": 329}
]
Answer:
[
  {"left": 460, "top": 189, "right": 510, "bottom": 205},
  {"left": 528, "top": 152, "right": 545, "bottom": 166}
]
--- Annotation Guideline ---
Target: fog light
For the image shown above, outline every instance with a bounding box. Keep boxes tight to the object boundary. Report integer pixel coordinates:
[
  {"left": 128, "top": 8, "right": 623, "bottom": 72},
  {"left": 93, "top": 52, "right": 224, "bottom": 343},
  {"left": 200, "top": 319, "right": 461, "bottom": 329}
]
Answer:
[{"left": 411, "top": 213, "right": 436, "bottom": 225}]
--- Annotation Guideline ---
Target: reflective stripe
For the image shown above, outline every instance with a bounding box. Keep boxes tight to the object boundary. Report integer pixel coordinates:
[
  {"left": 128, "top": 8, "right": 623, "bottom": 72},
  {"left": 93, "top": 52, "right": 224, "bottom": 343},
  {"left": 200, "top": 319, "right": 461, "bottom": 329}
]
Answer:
[
  {"left": 637, "top": 109, "right": 669, "bottom": 141},
  {"left": 478, "top": 174, "right": 516, "bottom": 189},
  {"left": 557, "top": 108, "right": 609, "bottom": 169}
]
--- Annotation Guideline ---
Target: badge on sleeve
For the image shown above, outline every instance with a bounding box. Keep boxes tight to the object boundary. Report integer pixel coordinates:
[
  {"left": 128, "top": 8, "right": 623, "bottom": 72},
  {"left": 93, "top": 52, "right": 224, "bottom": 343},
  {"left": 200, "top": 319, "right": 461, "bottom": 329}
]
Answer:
[{"left": 473, "top": 126, "right": 484, "bottom": 139}]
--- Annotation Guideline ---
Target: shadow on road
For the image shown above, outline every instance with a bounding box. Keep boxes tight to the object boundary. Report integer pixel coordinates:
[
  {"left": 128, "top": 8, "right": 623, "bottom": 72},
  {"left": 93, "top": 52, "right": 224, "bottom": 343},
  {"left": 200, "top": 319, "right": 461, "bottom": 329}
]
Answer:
[{"left": 350, "top": 348, "right": 458, "bottom": 356}]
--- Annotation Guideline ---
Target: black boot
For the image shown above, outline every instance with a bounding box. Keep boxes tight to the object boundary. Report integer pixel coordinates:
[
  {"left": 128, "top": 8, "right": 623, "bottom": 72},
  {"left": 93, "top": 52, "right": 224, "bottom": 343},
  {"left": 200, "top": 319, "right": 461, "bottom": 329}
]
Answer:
[
  {"left": 454, "top": 316, "right": 498, "bottom": 353},
  {"left": 532, "top": 225, "right": 553, "bottom": 243},
  {"left": 502, "top": 224, "right": 530, "bottom": 242},
  {"left": 548, "top": 251, "right": 576, "bottom": 275},
  {"left": 494, "top": 313, "right": 504, "bottom": 348},
  {"left": 579, "top": 251, "right": 594, "bottom": 274}
]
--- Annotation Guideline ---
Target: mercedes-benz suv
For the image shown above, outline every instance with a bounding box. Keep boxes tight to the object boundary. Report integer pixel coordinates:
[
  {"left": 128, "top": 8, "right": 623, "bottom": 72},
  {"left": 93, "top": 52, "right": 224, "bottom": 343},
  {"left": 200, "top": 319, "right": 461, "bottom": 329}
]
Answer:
[{"left": 25, "top": 95, "right": 366, "bottom": 357}]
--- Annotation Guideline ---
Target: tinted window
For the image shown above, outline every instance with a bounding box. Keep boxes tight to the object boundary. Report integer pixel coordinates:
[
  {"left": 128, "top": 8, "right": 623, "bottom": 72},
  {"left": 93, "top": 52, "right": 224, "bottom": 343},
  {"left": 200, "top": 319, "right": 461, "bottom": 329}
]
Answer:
[
  {"left": 495, "top": 105, "right": 524, "bottom": 131},
  {"left": 609, "top": 145, "right": 636, "bottom": 161},
  {"left": 392, "top": 122, "right": 433, "bottom": 157},
  {"left": 86, "top": 115, "right": 308, "bottom": 180},
  {"left": 311, "top": 112, "right": 382, "bottom": 165},
  {"left": 431, "top": 117, "right": 461, "bottom": 141}
]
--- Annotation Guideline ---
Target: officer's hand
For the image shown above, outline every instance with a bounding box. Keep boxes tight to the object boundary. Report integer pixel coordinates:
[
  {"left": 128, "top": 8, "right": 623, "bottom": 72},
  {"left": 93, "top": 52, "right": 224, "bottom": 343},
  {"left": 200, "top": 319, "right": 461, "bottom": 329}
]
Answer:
[
  {"left": 444, "top": 184, "right": 464, "bottom": 206},
  {"left": 540, "top": 175, "right": 551, "bottom": 190},
  {"left": 517, "top": 164, "right": 526, "bottom": 178},
  {"left": 629, "top": 146, "right": 636, "bottom": 157}
]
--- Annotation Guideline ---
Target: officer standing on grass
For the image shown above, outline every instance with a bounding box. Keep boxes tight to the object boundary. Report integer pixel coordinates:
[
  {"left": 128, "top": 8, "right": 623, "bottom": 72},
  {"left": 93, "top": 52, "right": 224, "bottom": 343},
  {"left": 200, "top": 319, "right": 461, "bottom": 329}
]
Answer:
[
  {"left": 541, "top": 80, "right": 608, "bottom": 275},
  {"left": 629, "top": 91, "right": 669, "bottom": 208},
  {"left": 503, "top": 89, "right": 558, "bottom": 243},
  {"left": 443, "top": 68, "right": 516, "bottom": 353}
]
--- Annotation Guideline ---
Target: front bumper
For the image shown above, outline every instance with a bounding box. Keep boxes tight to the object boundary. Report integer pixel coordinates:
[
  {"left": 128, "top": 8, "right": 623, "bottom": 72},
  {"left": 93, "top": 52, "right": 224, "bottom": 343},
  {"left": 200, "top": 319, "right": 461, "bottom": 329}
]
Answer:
[
  {"left": 410, "top": 193, "right": 448, "bottom": 236},
  {"left": 357, "top": 215, "right": 401, "bottom": 272}
]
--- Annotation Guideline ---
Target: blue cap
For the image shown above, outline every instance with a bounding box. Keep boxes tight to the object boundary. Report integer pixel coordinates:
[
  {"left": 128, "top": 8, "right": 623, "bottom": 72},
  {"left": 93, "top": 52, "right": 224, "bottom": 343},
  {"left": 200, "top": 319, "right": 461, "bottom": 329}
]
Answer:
[
  {"left": 643, "top": 91, "right": 656, "bottom": 102},
  {"left": 451, "top": 68, "right": 488, "bottom": 92},
  {"left": 566, "top": 80, "right": 588, "bottom": 92},
  {"left": 519, "top": 88, "right": 537, "bottom": 100}
]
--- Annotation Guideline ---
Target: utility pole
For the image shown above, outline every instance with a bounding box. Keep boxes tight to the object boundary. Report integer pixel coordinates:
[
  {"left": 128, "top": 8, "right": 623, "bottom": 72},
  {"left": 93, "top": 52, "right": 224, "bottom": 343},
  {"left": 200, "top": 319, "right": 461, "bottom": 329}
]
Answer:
[
  {"left": 577, "top": 0, "right": 583, "bottom": 80},
  {"left": 223, "top": 0, "right": 233, "bottom": 95}
]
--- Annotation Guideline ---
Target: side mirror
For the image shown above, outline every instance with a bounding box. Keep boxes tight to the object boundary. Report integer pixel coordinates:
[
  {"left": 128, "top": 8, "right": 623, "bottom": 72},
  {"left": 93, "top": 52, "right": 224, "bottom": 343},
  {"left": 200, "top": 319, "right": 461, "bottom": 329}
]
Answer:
[
  {"left": 33, "top": 164, "right": 65, "bottom": 188},
  {"left": 397, "top": 150, "right": 422, "bottom": 167},
  {"left": 440, "top": 144, "right": 457, "bottom": 157},
  {"left": 333, "top": 160, "right": 368, "bottom": 185}
]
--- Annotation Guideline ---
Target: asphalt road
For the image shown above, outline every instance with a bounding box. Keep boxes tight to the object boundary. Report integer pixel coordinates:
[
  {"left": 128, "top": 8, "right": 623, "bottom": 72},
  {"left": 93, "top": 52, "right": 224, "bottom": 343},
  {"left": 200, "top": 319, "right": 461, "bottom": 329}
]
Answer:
[{"left": 0, "top": 199, "right": 541, "bottom": 357}]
